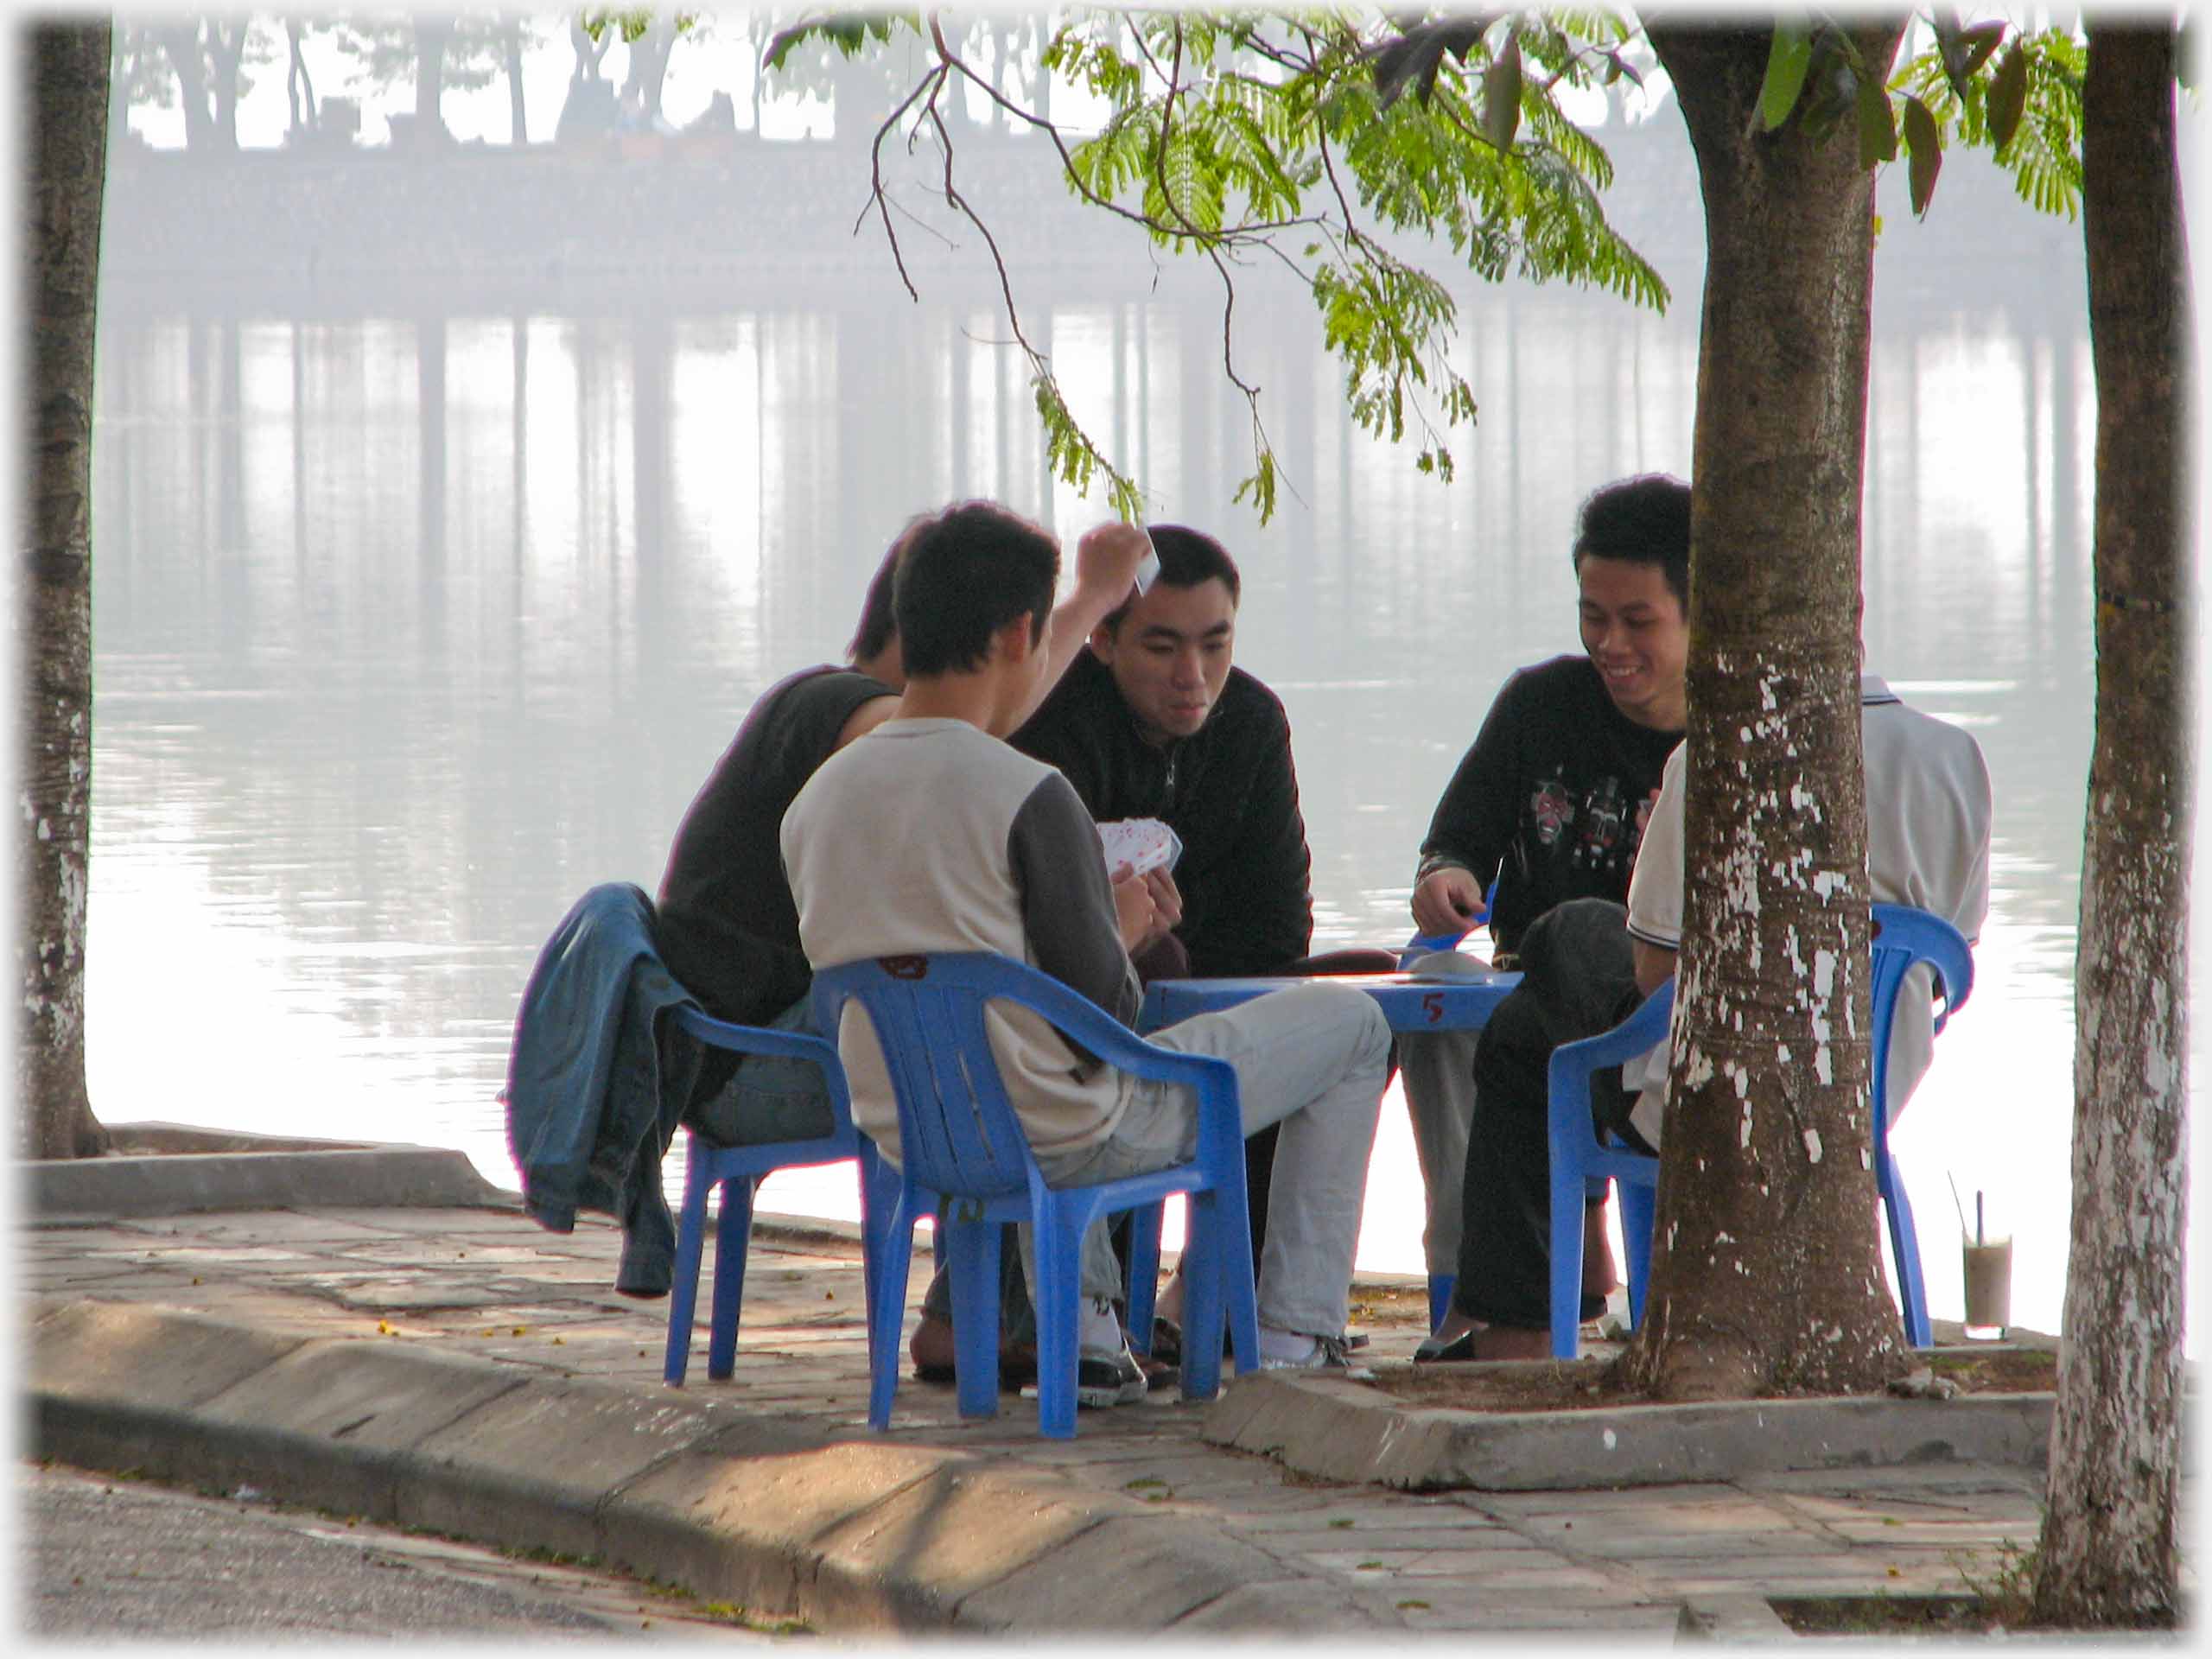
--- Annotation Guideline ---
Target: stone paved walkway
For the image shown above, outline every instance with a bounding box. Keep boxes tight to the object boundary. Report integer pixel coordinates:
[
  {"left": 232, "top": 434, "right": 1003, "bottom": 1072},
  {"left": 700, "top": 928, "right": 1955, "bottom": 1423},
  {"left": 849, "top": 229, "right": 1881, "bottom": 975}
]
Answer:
[{"left": 22, "top": 1189, "right": 2117, "bottom": 1639}]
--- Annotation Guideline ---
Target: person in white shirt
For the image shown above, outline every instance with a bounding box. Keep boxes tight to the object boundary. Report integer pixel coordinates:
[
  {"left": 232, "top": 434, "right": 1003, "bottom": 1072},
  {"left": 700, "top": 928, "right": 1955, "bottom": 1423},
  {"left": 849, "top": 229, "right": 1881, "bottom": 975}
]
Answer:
[
  {"left": 1416, "top": 669, "right": 1991, "bottom": 1363},
  {"left": 1619, "top": 671, "right": 1993, "bottom": 1142}
]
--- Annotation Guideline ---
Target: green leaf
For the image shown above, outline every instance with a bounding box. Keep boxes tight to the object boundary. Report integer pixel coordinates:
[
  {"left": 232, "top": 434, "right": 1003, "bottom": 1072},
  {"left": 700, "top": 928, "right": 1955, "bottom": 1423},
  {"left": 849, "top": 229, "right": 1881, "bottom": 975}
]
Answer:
[
  {"left": 1759, "top": 22, "right": 1815, "bottom": 130},
  {"left": 1856, "top": 74, "right": 1897, "bottom": 168},
  {"left": 1901, "top": 94, "right": 1943, "bottom": 217},
  {"left": 1986, "top": 41, "right": 2029, "bottom": 154},
  {"left": 1482, "top": 33, "right": 1522, "bottom": 151}
]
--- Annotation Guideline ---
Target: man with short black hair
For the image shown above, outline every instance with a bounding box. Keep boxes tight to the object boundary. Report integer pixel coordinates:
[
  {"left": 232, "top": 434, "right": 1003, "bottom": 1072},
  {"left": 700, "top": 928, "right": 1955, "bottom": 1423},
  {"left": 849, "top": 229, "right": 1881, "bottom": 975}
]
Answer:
[
  {"left": 1401, "top": 474, "right": 1693, "bottom": 1327},
  {"left": 1013, "top": 524, "right": 1313, "bottom": 981},
  {"left": 785, "top": 500, "right": 1390, "bottom": 1406}
]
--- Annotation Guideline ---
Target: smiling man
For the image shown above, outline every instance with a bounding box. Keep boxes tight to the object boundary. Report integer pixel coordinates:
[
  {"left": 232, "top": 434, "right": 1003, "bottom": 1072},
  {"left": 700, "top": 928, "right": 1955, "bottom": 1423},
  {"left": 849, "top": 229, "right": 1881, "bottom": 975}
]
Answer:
[{"left": 1398, "top": 474, "right": 1692, "bottom": 1327}]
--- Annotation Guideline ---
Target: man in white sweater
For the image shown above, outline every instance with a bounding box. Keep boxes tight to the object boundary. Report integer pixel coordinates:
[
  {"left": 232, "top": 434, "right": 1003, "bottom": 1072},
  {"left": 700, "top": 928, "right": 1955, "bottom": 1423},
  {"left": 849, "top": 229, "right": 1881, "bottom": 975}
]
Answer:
[{"left": 784, "top": 500, "right": 1390, "bottom": 1405}]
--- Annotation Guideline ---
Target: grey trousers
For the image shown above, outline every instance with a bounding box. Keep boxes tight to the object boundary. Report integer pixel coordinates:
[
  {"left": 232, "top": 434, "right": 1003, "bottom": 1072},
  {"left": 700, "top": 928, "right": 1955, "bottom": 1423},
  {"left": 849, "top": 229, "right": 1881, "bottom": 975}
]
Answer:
[
  {"left": 1395, "top": 957, "right": 1483, "bottom": 1277},
  {"left": 1036, "top": 981, "right": 1392, "bottom": 1341}
]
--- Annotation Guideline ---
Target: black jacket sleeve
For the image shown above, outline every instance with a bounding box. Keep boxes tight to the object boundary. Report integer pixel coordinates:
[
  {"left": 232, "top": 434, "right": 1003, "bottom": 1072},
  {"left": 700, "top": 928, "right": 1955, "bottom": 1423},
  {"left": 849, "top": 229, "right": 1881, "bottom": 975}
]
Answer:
[
  {"left": 1192, "top": 697, "right": 1313, "bottom": 976},
  {"left": 1419, "top": 669, "right": 1529, "bottom": 888}
]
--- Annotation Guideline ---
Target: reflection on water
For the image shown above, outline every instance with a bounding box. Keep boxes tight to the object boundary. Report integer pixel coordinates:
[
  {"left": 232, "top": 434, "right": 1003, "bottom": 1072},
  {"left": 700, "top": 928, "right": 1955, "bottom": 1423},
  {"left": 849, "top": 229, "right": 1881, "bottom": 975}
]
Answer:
[{"left": 87, "top": 238, "right": 2195, "bottom": 1352}]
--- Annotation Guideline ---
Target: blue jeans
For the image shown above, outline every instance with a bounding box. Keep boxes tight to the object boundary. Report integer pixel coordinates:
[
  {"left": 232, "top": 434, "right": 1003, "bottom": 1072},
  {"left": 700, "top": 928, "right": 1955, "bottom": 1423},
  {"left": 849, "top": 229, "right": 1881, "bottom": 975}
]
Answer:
[{"left": 682, "top": 993, "right": 840, "bottom": 1147}]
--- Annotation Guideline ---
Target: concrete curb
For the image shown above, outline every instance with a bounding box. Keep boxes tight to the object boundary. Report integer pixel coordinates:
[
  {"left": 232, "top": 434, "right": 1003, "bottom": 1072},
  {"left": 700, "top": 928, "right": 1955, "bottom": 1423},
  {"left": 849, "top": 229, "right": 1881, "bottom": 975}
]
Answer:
[
  {"left": 25, "top": 1124, "right": 511, "bottom": 1224},
  {"left": 25, "top": 1298, "right": 1345, "bottom": 1636},
  {"left": 1203, "top": 1369, "right": 2055, "bottom": 1491}
]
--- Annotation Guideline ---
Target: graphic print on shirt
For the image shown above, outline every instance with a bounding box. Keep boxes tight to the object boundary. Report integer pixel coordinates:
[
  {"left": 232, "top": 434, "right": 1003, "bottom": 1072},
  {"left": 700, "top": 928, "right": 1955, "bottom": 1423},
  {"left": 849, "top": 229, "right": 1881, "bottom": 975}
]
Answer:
[
  {"left": 1525, "top": 766, "right": 1646, "bottom": 880},
  {"left": 1529, "top": 771, "right": 1576, "bottom": 847}
]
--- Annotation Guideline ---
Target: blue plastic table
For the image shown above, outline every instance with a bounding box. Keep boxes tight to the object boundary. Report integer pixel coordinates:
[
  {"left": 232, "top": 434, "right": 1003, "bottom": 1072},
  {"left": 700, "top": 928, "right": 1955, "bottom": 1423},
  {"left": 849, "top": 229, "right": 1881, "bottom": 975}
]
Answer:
[{"left": 1137, "top": 965, "right": 1522, "bottom": 1034}]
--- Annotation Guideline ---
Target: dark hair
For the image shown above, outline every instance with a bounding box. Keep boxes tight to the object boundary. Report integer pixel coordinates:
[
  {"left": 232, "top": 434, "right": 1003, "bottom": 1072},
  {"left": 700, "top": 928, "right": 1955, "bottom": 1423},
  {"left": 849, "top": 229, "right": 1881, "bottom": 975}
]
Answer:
[
  {"left": 893, "top": 501, "right": 1059, "bottom": 677},
  {"left": 847, "top": 517, "right": 928, "bottom": 664},
  {"left": 1571, "top": 474, "right": 1691, "bottom": 613},
  {"left": 1100, "top": 524, "right": 1242, "bottom": 633}
]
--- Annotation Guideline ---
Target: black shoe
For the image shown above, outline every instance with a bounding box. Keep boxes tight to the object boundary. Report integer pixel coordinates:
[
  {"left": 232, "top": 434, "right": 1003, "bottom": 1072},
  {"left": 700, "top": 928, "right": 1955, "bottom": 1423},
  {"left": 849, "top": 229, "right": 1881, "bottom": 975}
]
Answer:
[{"left": 1413, "top": 1328, "right": 1478, "bottom": 1363}]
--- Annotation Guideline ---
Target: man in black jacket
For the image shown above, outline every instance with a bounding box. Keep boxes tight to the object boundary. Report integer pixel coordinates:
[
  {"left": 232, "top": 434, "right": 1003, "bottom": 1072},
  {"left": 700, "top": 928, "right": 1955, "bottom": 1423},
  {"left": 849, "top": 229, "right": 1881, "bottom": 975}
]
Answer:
[{"left": 1013, "top": 525, "right": 1313, "bottom": 982}]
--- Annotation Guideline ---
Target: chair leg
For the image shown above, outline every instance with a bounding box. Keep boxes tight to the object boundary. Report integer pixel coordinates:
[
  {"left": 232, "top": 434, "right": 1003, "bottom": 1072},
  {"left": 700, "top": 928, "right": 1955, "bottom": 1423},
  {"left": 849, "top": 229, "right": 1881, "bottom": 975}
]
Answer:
[
  {"left": 855, "top": 1144, "right": 899, "bottom": 1376},
  {"left": 945, "top": 1211, "right": 1004, "bottom": 1421},
  {"left": 867, "top": 1187, "right": 917, "bottom": 1433},
  {"left": 1427, "top": 1273, "right": 1455, "bottom": 1334},
  {"left": 663, "top": 1155, "right": 714, "bottom": 1387},
  {"left": 1178, "top": 1192, "right": 1228, "bottom": 1401},
  {"left": 1029, "top": 1200, "right": 1082, "bottom": 1440},
  {"left": 1880, "top": 1157, "right": 1933, "bottom": 1348},
  {"left": 1548, "top": 1166, "right": 1585, "bottom": 1359},
  {"left": 1213, "top": 1185, "right": 1261, "bottom": 1379},
  {"left": 1123, "top": 1200, "right": 1165, "bottom": 1354},
  {"left": 1618, "top": 1182, "right": 1656, "bottom": 1330},
  {"left": 706, "top": 1173, "right": 756, "bottom": 1381}
]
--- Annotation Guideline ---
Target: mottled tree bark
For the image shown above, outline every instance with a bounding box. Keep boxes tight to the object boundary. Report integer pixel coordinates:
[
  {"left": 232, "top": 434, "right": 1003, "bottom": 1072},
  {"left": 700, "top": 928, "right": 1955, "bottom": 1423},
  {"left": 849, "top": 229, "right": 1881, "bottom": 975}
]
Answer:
[
  {"left": 20, "top": 22, "right": 111, "bottom": 1161},
  {"left": 2032, "top": 18, "right": 2191, "bottom": 1630},
  {"left": 1620, "top": 22, "right": 1910, "bottom": 1402}
]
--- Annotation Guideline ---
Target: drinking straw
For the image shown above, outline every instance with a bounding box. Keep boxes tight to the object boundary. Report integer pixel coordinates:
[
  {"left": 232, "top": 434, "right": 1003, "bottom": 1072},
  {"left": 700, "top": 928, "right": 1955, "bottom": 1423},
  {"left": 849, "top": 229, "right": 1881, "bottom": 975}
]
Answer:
[
  {"left": 1948, "top": 1173, "right": 1971, "bottom": 1237},
  {"left": 1976, "top": 1191, "right": 1986, "bottom": 1247}
]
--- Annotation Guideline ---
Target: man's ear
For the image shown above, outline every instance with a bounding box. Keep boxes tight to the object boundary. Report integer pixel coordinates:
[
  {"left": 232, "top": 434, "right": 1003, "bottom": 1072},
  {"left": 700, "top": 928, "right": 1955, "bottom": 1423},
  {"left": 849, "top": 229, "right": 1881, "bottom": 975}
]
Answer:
[
  {"left": 1087, "top": 619, "right": 1119, "bottom": 663},
  {"left": 995, "top": 614, "right": 1039, "bottom": 665}
]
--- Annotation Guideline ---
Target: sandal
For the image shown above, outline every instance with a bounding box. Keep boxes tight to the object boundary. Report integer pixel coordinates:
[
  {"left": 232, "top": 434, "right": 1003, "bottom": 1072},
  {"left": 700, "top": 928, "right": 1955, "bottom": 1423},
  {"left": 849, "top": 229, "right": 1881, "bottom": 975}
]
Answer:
[{"left": 1147, "top": 1314, "right": 1183, "bottom": 1367}]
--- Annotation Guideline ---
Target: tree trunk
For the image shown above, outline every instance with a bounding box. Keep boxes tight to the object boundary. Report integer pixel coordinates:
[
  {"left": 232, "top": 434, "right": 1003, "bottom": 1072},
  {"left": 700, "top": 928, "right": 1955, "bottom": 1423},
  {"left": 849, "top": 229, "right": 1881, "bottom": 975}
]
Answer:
[
  {"left": 210, "top": 21, "right": 247, "bottom": 150},
  {"left": 2031, "top": 19, "right": 2191, "bottom": 1630},
  {"left": 621, "top": 19, "right": 677, "bottom": 120},
  {"left": 156, "top": 22, "right": 214, "bottom": 152},
  {"left": 503, "top": 18, "right": 526, "bottom": 144},
  {"left": 416, "top": 16, "right": 452, "bottom": 139},
  {"left": 1620, "top": 22, "right": 1909, "bottom": 1402},
  {"left": 20, "top": 22, "right": 111, "bottom": 1162},
  {"left": 286, "top": 18, "right": 318, "bottom": 137}
]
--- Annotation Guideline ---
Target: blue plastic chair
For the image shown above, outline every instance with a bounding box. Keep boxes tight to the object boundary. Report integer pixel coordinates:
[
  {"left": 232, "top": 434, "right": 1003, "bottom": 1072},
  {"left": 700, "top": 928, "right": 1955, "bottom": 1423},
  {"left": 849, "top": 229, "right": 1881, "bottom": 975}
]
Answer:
[
  {"left": 661, "top": 1004, "right": 899, "bottom": 1388},
  {"left": 1545, "top": 904, "right": 1975, "bottom": 1357},
  {"left": 810, "top": 952, "right": 1260, "bottom": 1440},
  {"left": 1866, "top": 906, "right": 1975, "bottom": 1346}
]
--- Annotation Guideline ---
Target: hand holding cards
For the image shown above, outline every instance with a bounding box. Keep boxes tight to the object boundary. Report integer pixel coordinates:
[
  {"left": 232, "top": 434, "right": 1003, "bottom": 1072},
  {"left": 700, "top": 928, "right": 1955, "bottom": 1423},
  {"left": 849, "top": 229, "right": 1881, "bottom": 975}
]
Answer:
[{"left": 1098, "top": 817, "right": 1181, "bottom": 880}]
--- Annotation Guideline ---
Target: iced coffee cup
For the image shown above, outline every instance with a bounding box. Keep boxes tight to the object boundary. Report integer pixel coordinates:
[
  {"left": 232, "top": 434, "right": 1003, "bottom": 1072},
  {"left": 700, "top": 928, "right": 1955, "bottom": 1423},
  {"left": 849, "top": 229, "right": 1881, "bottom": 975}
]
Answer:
[{"left": 1962, "top": 1236, "right": 2012, "bottom": 1340}]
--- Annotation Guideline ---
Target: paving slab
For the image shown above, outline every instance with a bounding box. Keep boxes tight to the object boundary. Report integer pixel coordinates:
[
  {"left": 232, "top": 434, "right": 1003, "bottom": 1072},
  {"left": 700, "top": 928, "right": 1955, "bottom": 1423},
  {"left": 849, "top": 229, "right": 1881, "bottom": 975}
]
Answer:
[{"left": 958, "top": 1510, "right": 1294, "bottom": 1631}]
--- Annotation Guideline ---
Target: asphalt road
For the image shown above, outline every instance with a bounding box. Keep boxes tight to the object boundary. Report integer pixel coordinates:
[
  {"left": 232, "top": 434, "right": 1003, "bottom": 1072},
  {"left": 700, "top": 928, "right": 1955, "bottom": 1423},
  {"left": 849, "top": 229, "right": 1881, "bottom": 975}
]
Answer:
[{"left": 22, "top": 1461, "right": 799, "bottom": 1641}]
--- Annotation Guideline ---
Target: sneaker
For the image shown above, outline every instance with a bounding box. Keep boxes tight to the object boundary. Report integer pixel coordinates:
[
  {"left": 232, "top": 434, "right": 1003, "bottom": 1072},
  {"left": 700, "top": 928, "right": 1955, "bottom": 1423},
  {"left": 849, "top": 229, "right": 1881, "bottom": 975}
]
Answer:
[
  {"left": 1257, "top": 1331, "right": 1376, "bottom": 1382},
  {"left": 1074, "top": 1339, "right": 1149, "bottom": 1408}
]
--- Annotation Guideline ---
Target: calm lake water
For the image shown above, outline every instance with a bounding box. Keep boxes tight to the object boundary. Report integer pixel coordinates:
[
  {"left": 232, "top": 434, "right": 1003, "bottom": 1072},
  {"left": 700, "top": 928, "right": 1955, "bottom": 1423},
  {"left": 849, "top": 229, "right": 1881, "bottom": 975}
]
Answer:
[{"left": 86, "top": 151, "right": 2205, "bottom": 1353}]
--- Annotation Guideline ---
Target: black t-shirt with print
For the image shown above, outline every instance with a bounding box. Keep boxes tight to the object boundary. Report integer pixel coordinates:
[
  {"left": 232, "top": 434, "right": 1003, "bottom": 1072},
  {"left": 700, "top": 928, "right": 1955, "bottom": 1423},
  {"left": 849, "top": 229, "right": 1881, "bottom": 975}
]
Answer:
[
  {"left": 657, "top": 665, "right": 893, "bottom": 1026},
  {"left": 1420, "top": 654, "right": 1681, "bottom": 957}
]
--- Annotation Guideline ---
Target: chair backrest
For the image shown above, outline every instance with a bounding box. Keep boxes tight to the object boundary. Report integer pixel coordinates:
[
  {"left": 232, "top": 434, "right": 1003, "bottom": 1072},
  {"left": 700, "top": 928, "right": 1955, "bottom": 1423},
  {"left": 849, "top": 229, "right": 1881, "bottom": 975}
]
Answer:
[
  {"left": 1866, "top": 903, "right": 1975, "bottom": 1130},
  {"left": 664, "top": 1002, "right": 861, "bottom": 1141},
  {"left": 810, "top": 955, "right": 1038, "bottom": 1200},
  {"left": 812, "top": 952, "right": 1214, "bottom": 1205}
]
